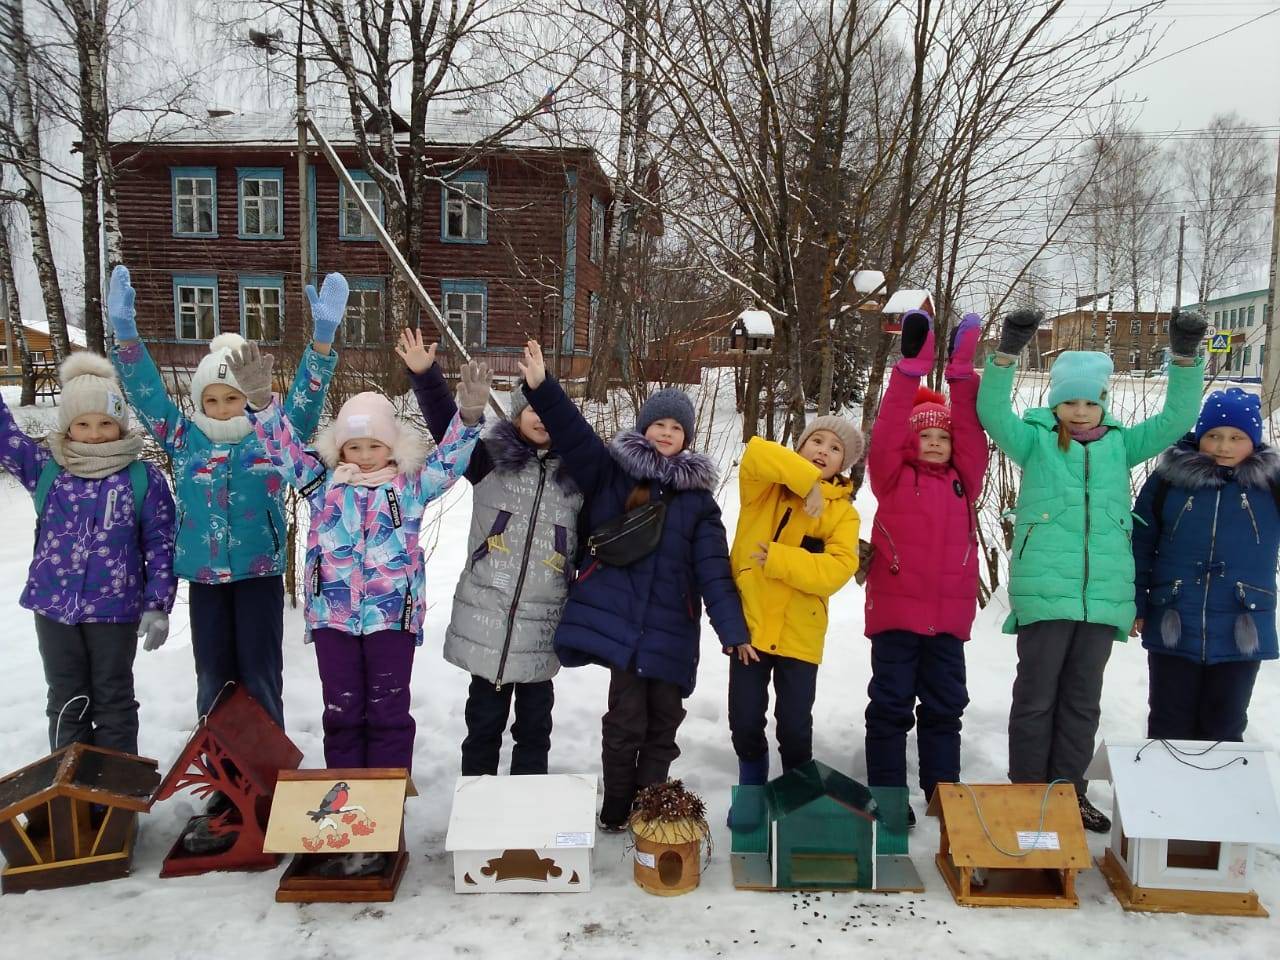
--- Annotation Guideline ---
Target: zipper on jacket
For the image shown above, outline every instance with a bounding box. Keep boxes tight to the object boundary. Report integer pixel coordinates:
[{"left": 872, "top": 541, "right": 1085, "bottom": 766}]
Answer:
[
  {"left": 1170, "top": 496, "right": 1194, "bottom": 538},
  {"left": 1201, "top": 489, "right": 1222, "bottom": 663},
  {"left": 103, "top": 488, "right": 118, "bottom": 532},
  {"left": 772, "top": 507, "right": 793, "bottom": 543},
  {"left": 1082, "top": 445, "right": 1091, "bottom": 622},
  {"left": 872, "top": 517, "right": 901, "bottom": 574},
  {"left": 266, "top": 511, "right": 281, "bottom": 554},
  {"left": 1241, "top": 492, "right": 1261, "bottom": 544},
  {"left": 495, "top": 458, "right": 548, "bottom": 690},
  {"left": 1018, "top": 526, "right": 1036, "bottom": 560}
]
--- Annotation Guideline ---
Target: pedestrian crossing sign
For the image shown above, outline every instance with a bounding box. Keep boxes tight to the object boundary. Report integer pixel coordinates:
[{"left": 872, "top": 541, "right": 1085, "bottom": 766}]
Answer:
[{"left": 1209, "top": 334, "right": 1231, "bottom": 353}]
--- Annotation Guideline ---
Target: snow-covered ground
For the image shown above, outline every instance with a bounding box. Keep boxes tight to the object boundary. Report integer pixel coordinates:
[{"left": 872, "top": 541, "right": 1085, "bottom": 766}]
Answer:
[{"left": 1, "top": 372, "right": 1277, "bottom": 959}]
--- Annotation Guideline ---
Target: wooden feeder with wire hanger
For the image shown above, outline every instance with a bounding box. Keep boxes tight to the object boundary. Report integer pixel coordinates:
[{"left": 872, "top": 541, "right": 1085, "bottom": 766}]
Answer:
[
  {"left": 927, "top": 782, "right": 1090, "bottom": 908},
  {"left": 881, "top": 289, "right": 935, "bottom": 335},
  {"left": 628, "top": 780, "right": 710, "bottom": 896},
  {"left": 728, "top": 310, "right": 775, "bottom": 356}
]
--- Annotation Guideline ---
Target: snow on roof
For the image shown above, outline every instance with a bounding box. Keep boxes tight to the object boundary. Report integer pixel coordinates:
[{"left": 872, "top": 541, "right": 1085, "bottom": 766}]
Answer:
[
  {"left": 1086, "top": 740, "right": 1280, "bottom": 846},
  {"left": 853, "top": 270, "right": 886, "bottom": 295},
  {"left": 445, "top": 774, "right": 596, "bottom": 851},
  {"left": 112, "top": 109, "right": 588, "bottom": 153},
  {"left": 23, "top": 320, "right": 87, "bottom": 348},
  {"left": 736, "top": 310, "right": 775, "bottom": 337},
  {"left": 882, "top": 289, "right": 932, "bottom": 314}
]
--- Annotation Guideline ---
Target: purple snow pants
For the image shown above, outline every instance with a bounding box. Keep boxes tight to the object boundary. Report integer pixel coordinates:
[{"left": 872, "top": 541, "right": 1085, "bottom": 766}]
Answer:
[{"left": 312, "top": 628, "right": 417, "bottom": 771}]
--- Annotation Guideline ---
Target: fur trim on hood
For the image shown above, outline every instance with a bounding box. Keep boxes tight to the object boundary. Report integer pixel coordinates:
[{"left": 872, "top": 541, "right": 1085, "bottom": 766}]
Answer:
[
  {"left": 483, "top": 418, "right": 578, "bottom": 494},
  {"left": 1154, "top": 436, "right": 1280, "bottom": 491},
  {"left": 312, "top": 420, "right": 428, "bottom": 476},
  {"left": 608, "top": 429, "right": 718, "bottom": 491}
]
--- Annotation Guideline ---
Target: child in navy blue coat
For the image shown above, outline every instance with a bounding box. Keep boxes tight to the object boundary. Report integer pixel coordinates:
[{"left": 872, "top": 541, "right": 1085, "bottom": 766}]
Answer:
[
  {"left": 1133, "top": 388, "right": 1278, "bottom": 741},
  {"left": 518, "top": 340, "right": 749, "bottom": 830}
]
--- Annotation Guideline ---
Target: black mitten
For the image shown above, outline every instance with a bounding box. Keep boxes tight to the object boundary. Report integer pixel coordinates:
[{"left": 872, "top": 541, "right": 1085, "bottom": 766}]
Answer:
[
  {"left": 996, "top": 309, "right": 1042, "bottom": 356},
  {"left": 1168, "top": 308, "right": 1207, "bottom": 359}
]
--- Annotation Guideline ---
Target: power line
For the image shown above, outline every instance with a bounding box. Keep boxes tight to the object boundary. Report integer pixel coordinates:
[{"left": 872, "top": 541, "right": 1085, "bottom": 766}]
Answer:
[{"left": 1128, "top": 7, "right": 1280, "bottom": 73}]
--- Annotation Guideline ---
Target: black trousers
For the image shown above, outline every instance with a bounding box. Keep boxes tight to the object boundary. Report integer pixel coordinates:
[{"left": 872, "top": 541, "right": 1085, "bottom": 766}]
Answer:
[
  {"left": 460, "top": 674, "right": 555, "bottom": 775},
  {"left": 600, "top": 667, "right": 686, "bottom": 806},
  {"left": 728, "top": 649, "right": 819, "bottom": 772},
  {"left": 1147, "top": 651, "right": 1261, "bottom": 742},
  {"left": 35, "top": 614, "right": 139, "bottom": 754},
  {"left": 189, "top": 576, "right": 285, "bottom": 728}
]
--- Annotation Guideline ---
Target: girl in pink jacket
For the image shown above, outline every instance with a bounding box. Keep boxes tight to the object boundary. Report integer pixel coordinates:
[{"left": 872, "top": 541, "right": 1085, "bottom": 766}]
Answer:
[{"left": 864, "top": 310, "right": 986, "bottom": 823}]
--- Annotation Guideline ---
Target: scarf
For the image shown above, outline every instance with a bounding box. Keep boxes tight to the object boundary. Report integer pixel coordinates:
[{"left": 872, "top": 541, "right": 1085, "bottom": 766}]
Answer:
[
  {"left": 46, "top": 431, "right": 144, "bottom": 479},
  {"left": 332, "top": 462, "right": 399, "bottom": 487},
  {"left": 191, "top": 410, "right": 254, "bottom": 443},
  {"left": 1069, "top": 424, "right": 1110, "bottom": 444}
]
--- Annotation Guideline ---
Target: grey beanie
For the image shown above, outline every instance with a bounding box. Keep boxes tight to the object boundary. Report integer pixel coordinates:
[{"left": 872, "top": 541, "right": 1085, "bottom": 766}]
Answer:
[
  {"left": 796, "top": 415, "right": 865, "bottom": 472},
  {"left": 508, "top": 381, "right": 530, "bottom": 421},
  {"left": 637, "top": 388, "right": 696, "bottom": 447}
]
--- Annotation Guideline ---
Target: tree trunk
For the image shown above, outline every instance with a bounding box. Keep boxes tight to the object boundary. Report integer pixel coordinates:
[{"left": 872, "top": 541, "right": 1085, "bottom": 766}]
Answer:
[{"left": 0, "top": 212, "right": 37, "bottom": 404}]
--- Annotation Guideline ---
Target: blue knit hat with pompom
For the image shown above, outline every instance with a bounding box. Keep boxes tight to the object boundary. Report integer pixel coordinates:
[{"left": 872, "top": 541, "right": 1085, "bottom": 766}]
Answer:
[{"left": 1194, "top": 388, "right": 1263, "bottom": 447}]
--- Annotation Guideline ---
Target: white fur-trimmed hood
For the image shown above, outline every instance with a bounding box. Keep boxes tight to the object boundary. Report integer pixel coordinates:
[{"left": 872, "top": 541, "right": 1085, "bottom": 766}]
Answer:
[{"left": 311, "top": 420, "right": 428, "bottom": 475}]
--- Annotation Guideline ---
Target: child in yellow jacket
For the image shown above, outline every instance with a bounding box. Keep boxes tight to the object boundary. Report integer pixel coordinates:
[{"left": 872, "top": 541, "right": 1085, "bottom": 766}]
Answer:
[{"left": 728, "top": 418, "right": 863, "bottom": 785}]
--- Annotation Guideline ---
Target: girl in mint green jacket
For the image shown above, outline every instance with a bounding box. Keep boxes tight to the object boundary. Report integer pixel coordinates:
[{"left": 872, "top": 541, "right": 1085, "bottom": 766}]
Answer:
[{"left": 977, "top": 309, "right": 1205, "bottom": 832}]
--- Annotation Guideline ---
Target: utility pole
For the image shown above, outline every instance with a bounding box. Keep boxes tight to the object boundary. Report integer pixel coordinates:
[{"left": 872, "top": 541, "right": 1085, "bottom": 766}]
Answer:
[
  {"left": 295, "top": 9, "right": 310, "bottom": 292},
  {"left": 1262, "top": 137, "right": 1280, "bottom": 420},
  {"left": 1174, "top": 215, "right": 1186, "bottom": 309}
]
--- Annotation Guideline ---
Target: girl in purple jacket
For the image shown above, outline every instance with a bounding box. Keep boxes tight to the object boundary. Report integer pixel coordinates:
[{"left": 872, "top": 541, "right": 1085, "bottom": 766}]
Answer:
[{"left": 0, "top": 354, "right": 176, "bottom": 754}]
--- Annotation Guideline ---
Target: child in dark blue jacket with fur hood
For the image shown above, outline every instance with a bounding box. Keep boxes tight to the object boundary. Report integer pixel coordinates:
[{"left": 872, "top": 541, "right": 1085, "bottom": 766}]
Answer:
[
  {"left": 518, "top": 340, "right": 749, "bottom": 830},
  {"left": 1133, "top": 388, "right": 1278, "bottom": 741}
]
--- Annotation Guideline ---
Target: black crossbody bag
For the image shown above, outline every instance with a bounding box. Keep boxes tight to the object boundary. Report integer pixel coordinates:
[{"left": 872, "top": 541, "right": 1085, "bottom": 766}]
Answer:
[{"left": 585, "top": 487, "right": 676, "bottom": 566}]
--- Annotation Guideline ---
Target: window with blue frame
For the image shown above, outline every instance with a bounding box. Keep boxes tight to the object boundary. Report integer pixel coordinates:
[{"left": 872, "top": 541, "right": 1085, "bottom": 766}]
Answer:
[
  {"left": 441, "top": 171, "right": 487, "bottom": 243},
  {"left": 442, "top": 280, "right": 487, "bottom": 349},
  {"left": 172, "top": 167, "right": 217, "bottom": 237},
  {"left": 1245, "top": 345, "right": 1253, "bottom": 367},
  {"left": 590, "top": 197, "right": 605, "bottom": 263},
  {"left": 1248, "top": 305, "right": 1256, "bottom": 326},
  {"left": 343, "top": 279, "right": 385, "bottom": 344},
  {"left": 340, "top": 172, "right": 383, "bottom": 240},
  {"left": 240, "top": 275, "right": 284, "bottom": 342},
  {"left": 237, "top": 168, "right": 284, "bottom": 239},
  {"left": 173, "top": 274, "right": 219, "bottom": 341}
]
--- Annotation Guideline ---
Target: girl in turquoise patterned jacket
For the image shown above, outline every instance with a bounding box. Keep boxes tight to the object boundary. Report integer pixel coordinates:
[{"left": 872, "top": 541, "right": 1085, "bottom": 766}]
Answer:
[
  {"left": 232, "top": 342, "right": 490, "bottom": 770},
  {"left": 107, "top": 265, "right": 343, "bottom": 731}
]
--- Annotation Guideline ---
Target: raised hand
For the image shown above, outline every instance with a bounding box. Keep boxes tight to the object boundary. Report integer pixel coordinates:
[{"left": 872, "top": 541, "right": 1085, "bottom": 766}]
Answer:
[
  {"left": 996, "top": 308, "right": 1042, "bottom": 358},
  {"left": 107, "top": 264, "right": 139, "bottom": 342},
  {"left": 946, "top": 311, "right": 983, "bottom": 380},
  {"left": 1168, "top": 308, "right": 1207, "bottom": 360},
  {"left": 803, "top": 481, "right": 825, "bottom": 518},
  {"left": 517, "top": 339, "right": 547, "bottom": 390},
  {"left": 225, "top": 342, "right": 276, "bottom": 410},
  {"left": 456, "top": 359, "right": 492, "bottom": 426},
  {"left": 306, "top": 272, "right": 349, "bottom": 346},
  {"left": 896, "top": 309, "right": 934, "bottom": 377},
  {"left": 396, "top": 328, "right": 438, "bottom": 374},
  {"left": 139, "top": 611, "right": 169, "bottom": 652}
]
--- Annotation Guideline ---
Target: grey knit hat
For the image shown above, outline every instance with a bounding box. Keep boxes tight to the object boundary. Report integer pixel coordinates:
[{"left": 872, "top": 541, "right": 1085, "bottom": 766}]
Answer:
[
  {"left": 796, "top": 415, "right": 864, "bottom": 472},
  {"left": 59, "top": 352, "right": 131, "bottom": 434},
  {"left": 508, "top": 381, "right": 530, "bottom": 421},
  {"left": 637, "top": 388, "right": 696, "bottom": 448}
]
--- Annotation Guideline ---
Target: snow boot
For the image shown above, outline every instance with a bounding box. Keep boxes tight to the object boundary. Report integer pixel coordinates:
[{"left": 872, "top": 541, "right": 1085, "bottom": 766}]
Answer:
[
  {"left": 599, "top": 793, "right": 633, "bottom": 834},
  {"left": 1078, "top": 793, "right": 1111, "bottom": 834}
]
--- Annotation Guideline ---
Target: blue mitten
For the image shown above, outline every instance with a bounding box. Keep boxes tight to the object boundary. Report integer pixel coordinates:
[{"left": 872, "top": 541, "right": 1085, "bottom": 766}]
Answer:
[
  {"left": 306, "top": 272, "right": 349, "bottom": 345},
  {"left": 107, "top": 264, "right": 138, "bottom": 341}
]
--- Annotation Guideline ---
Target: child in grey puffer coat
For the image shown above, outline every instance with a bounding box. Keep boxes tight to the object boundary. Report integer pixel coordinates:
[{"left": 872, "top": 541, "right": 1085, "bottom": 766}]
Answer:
[{"left": 400, "top": 330, "right": 583, "bottom": 775}]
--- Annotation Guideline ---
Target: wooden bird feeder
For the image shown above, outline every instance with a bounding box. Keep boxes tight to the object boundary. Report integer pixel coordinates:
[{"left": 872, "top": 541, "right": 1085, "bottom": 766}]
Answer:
[
  {"left": 880, "top": 289, "right": 934, "bottom": 335},
  {"left": 0, "top": 743, "right": 159, "bottom": 893},
  {"left": 445, "top": 774, "right": 596, "bottom": 893},
  {"left": 927, "top": 782, "right": 1090, "bottom": 909},
  {"left": 265, "top": 768, "right": 417, "bottom": 903},
  {"left": 150, "top": 684, "right": 302, "bottom": 878},
  {"left": 1086, "top": 740, "right": 1280, "bottom": 918},
  {"left": 628, "top": 780, "right": 709, "bottom": 897},
  {"left": 729, "top": 759, "right": 922, "bottom": 893},
  {"left": 728, "top": 310, "right": 775, "bottom": 356}
]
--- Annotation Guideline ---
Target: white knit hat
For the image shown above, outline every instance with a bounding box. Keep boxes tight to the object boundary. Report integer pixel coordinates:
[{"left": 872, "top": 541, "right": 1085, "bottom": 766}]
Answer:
[
  {"left": 59, "top": 352, "right": 130, "bottom": 434},
  {"left": 190, "top": 332, "right": 247, "bottom": 406}
]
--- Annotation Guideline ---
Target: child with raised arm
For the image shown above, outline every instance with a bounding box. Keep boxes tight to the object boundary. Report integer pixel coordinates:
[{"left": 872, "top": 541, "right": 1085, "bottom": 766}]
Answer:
[
  {"left": 1, "top": 354, "right": 175, "bottom": 754},
  {"left": 978, "top": 307, "right": 1206, "bottom": 831},
  {"left": 107, "top": 264, "right": 344, "bottom": 729},
  {"left": 230, "top": 343, "right": 489, "bottom": 770},
  {"left": 398, "top": 329, "right": 583, "bottom": 776},
  {"left": 863, "top": 310, "right": 986, "bottom": 823},
  {"left": 518, "top": 340, "right": 748, "bottom": 831}
]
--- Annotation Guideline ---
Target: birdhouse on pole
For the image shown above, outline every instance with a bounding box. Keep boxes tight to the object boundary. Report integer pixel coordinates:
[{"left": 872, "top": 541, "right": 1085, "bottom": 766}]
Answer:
[
  {"left": 881, "top": 289, "right": 935, "bottom": 335},
  {"left": 853, "top": 270, "right": 888, "bottom": 312},
  {"left": 728, "top": 310, "right": 775, "bottom": 355}
]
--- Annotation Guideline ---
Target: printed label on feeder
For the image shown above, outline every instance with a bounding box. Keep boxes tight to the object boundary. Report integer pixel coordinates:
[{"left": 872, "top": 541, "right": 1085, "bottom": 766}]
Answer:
[
  {"left": 1016, "top": 831, "right": 1059, "bottom": 850},
  {"left": 635, "top": 850, "right": 655, "bottom": 869},
  {"left": 555, "top": 831, "right": 591, "bottom": 847}
]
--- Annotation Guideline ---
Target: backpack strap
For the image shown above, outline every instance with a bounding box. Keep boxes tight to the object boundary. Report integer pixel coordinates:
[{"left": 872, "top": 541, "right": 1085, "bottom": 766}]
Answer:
[
  {"left": 33, "top": 459, "right": 61, "bottom": 515},
  {"left": 127, "top": 461, "right": 148, "bottom": 524}
]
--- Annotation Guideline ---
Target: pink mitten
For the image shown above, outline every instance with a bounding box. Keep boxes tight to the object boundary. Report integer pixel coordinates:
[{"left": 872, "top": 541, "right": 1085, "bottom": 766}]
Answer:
[{"left": 945, "top": 312, "right": 982, "bottom": 380}]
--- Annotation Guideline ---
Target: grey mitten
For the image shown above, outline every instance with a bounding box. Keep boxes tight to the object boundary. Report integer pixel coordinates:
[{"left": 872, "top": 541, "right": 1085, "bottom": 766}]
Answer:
[
  {"left": 997, "top": 309, "right": 1042, "bottom": 357},
  {"left": 139, "top": 611, "right": 169, "bottom": 652},
  {"left": 1169, "top": 308, "right": 1207, "bottom": 359},
  {"left": 225, "top": 342, "right": 275, "bottom": 410},
  {"left": 456, "top": 359, "right": 492, "bottom": 426}
]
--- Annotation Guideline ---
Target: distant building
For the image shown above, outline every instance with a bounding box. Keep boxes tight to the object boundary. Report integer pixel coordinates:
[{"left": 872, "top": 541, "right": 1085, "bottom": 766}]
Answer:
[
  {"left": 1185, "top": 288, "right": 1270, "bottom": 382},
  {"left": 1048, "top": 307, "right": 1170, "bottom": 374}
]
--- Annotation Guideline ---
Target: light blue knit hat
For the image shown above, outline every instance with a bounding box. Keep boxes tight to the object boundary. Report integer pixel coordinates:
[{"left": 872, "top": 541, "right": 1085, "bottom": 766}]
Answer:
[{"left": 1048, "top": 351, "right": 1113, "bottom": 409}]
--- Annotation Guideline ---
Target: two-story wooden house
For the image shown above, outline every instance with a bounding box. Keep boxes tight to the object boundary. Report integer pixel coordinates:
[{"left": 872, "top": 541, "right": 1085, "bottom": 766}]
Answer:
[{"left": 108, "top": 111, "right": 611, "bottom": 381}]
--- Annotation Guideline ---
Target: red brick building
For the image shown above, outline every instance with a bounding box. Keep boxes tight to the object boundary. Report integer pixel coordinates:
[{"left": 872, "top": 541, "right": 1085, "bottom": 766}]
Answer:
[{"left": 109, "top": 112, "right": 611, "bottom": 380}]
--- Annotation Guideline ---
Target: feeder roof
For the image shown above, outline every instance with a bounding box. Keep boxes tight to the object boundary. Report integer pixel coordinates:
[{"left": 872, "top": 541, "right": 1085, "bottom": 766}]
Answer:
[
  {"left": 0, "top": 744, "right": 159, "bottom": 823},
  {"left": 926, "top": 783, "right": 1090, "bottom": 870},
  {"left": 766, "top": 760, "right": 876, "bottom": 822},
  {"left": 882, "top": 289, "right": 933, "bottom": 314},
  {"left": 445, "top": 773, "right": 597, "bottom": 851},
  {"left": 735, "top": 310, "right": 775, "bottom": 337},
  {"left": 853, "top": 270, "right": 886, "bottom": 295},
  {"left": 1086, "top": 740, "right": 1280, "bottom": 846}
]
